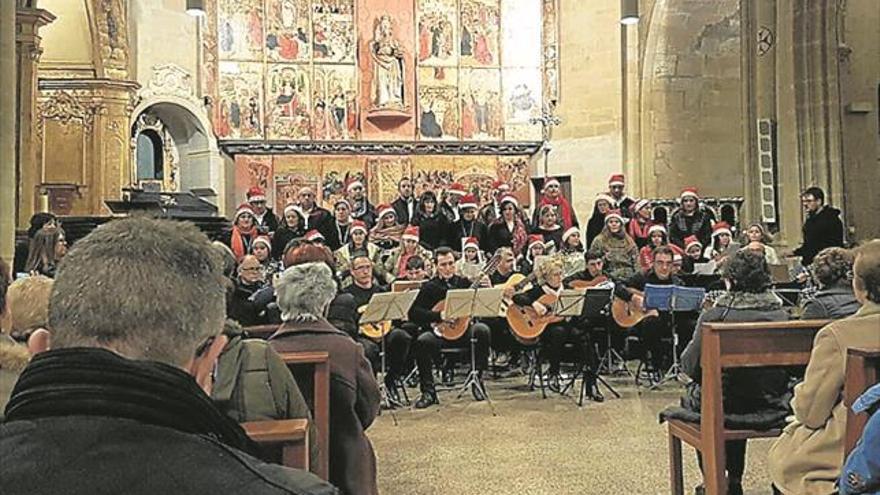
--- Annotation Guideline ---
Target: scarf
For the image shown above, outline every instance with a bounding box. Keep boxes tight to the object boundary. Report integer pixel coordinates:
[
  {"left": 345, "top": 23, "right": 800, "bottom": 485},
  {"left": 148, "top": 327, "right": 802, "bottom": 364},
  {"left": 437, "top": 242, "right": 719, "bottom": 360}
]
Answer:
[
  {"left": 230, "top": 225, "right": 256, "bottom": 261},
  {"left": 370, "top": 223, "right": 405, "bottom": 245},
  {"left": 510, "top": 218, "right": 528, "bottom": 255},
  {"left": 539, "top": 195, "right": 575, "bottom": 230},
  {"left": 628, "top": 217, "right": 651, "bottom": 241},
  {"left": 5, "top": 347, "right": 256, "bottom": 455}
]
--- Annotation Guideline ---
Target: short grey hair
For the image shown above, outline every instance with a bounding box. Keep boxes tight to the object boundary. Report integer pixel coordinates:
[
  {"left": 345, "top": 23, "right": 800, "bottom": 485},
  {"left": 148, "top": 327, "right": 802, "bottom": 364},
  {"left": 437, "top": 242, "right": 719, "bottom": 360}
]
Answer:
[
  {"left": 276, "top": 262, "right": 337, "bottom": 321},
  {"left": 48, "top": 217, "right": 226, "bottom": 367}
]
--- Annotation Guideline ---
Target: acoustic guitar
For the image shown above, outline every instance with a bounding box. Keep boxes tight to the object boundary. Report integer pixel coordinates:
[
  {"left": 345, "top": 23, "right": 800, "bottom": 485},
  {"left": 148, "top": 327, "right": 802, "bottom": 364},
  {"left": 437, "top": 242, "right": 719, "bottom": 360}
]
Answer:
[
  {"left": 358, "top": 281, "right": 422, "bottom": 341},
  {"left": 568, "top": 275, "right": 609, "bottom": 289},
  {"left": 432, "top": 254, "right": 500, "bottom": 341},
  {"left": 506, "top": 292, "right": 564, "bottom": 342},
  {"left": 611, "top": 288, "right": 659, "bottom": 328}
]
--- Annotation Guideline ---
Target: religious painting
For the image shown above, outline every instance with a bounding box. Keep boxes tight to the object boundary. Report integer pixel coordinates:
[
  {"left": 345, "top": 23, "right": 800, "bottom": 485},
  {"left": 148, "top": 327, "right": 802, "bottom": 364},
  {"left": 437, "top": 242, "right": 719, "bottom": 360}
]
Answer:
[
  {"left": 411, "top": 155, "right": 455, "bottom": 197},
  {"left": 312, "top": 0, "right": 356, "bottom": 63},
  {"left": 498, "top": 156, "right": 531, "bottom": 206},
  {"left": 265, "top": 0, "right": 311, "bottom": 62},
  {"left": 367, "top": 14, "right": 407, "bottom": 111},
  {"left": 314, "top": 65, "right": 359, "bottom": 139},
  {"left": 502, "top": 67, "right": 542, "bottom": 140},
  {"left": 218, "top": 0, "right": 264, "bottom": 61},
  {"left": 460, "top": 68, "right": 502, "bottom": 140},
  {"left": 542, "top": 0, "right": 560, "bottom": 102},
  {"left": 455, "top": 155, "right": 496, "bottom": 204},
  {"left": 234, "top": 156, "right": 273, "bottom": 205},
  {"left": 217, "top": 62, "right": 264, "bottom": 139},
  {"left": 417, "top": 67, "right": 459, "bottom": 140},
  {"left": 500, "top": 0, "right": 541, "bottom": 68},
  {"left": 320, "top": 157, "right": 364, "bottom": 208},
  {"left": 266, "top": 64, "right": 312, "bottom": 139},
  {"left": 366, "top": 157, "right": 413, "bottom": 205},
  {"left": 460, "top": 0, "right": 500, "bottom": 67},
  {"left": 273, "top": 156, "right": 321, "bottom": 211},
  {"left": 417, "top": 0, "right": 458, "bottom": 66}
]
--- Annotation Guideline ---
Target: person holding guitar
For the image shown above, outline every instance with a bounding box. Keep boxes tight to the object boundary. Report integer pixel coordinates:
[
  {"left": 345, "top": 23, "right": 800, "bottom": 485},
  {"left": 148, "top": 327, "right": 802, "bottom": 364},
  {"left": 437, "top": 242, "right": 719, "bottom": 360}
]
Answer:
[
  {"left": 613, "top": 245, "right": 683, "bottom": 383},
  {"left": 407, "top": 247, "right": 491, "bottom": 409},
  {"left": 485, "top": 247, "right": 522, "bottom": 367},
  {"left": 343, "top": 255, "right": 413, "bottom": 405}
]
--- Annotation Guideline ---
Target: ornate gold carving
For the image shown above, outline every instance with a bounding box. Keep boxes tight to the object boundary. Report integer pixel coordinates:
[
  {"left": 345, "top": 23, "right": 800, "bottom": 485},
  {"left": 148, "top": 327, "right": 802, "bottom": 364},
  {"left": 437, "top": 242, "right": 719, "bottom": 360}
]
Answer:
[
  {"left": 140, "top": 64, "right": 197, "bottom": 101},
  {"left": 219, "top": 140, "right": 542, "bottom": 156},
  {"left": 131, "top": 112, "right": 181, "bottom": 192},
  {"left": 36, "top": 90, "right": 98, "bottom": 140},
  {"left": 93, "top": 0, "right": 129, "bottom": 80}
]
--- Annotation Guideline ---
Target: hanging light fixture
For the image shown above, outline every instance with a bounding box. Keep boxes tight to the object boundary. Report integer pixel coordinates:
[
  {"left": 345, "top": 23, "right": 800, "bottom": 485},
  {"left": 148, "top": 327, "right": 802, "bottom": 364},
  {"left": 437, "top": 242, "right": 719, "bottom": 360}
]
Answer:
[
  {"left": 620, "top": 0, "right": 639, "bottom": 25},
  {"left": 186, "top": 0, "right": 206, "bottom": 17}
]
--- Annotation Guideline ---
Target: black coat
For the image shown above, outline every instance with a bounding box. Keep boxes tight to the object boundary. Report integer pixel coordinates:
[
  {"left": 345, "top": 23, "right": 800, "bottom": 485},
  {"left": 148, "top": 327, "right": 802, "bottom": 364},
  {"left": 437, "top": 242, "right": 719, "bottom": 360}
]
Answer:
[
  {"left": 486, "top": 220, "right": 515, "bottom": 254},
  {"left": 411, "top": 211, "right": 450, "bottom": 250},
  {"left": 449, "top": 218, "right": 489, "bottom": 251},
  {"left": 1, "top": 348, "right": 335, "bottom": 495},
  {"left": 228, "top": 279, "right": 273, "bottom": 327},
  {"left": 254, "top": 208, "right": 279, "bottom": 235},
  {"left": 669, "top": 208, "right": 714, "bottom": 249},
  {"left": 271, "top": 224, "right": 306, "bottom": 260},
  {"left": 391, "top": 196, "right": 416, "bottom": 225},
  {"left": 793, "top": 205, "right": 844, "bottom": 265},
  {"left": 408, "top": 275, "right": 471, "bottom": 331}
]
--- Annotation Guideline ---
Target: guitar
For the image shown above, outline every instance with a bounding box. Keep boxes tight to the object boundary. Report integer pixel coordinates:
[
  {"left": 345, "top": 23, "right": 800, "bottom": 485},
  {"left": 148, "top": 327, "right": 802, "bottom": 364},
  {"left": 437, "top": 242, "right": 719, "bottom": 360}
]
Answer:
[
  {"left": 358, "top": 306, "right": 393, "bottom": 341},
  {"left": 611, "top": 288, "right": 659, "bottom": 328},
  {"left": 432, "top": 254, "right": 501, "bottom": 341},
  {"left": 568, "top": 275, "right": 609, "bottom": 289},
  {"left": 506, "top": 291, "right": 564, "bottom": 343},
  {"left": 497, "top": 271, "right": 538, "bottom": 315}
]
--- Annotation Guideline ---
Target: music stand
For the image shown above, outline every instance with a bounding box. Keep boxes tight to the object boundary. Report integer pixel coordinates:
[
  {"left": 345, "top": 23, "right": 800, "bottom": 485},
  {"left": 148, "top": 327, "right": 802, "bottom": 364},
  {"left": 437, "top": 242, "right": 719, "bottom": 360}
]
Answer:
[
  {"left": 643, "top": 284, "right": 705, "bottom": 388},
  {"left": 361, "top": 291, "right": 418, "bottom": 423}
]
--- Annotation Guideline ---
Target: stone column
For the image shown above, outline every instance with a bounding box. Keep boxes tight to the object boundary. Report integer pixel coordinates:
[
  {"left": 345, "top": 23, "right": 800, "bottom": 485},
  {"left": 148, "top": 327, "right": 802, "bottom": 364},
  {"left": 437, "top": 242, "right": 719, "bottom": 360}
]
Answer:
[
  {"left": 16, "top": 8, "right": 56, "bottom": 228},
  {"left": 1, "top": 0, "right": 17, "bottom": 264}
]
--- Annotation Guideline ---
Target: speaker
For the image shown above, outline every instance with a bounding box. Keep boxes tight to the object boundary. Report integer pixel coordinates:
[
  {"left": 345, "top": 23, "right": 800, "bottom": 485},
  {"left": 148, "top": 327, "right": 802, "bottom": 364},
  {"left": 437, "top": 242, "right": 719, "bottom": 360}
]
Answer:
[{"left": 756, "top": 118, "right": 778, "bottom": 224}]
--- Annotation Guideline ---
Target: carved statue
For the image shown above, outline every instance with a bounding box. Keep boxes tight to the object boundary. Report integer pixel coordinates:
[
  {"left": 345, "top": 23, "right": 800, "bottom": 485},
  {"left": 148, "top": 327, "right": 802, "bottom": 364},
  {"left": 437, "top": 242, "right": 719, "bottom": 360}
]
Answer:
[{"left": 369, "top": 14, "right": 405, "bottom": 110}]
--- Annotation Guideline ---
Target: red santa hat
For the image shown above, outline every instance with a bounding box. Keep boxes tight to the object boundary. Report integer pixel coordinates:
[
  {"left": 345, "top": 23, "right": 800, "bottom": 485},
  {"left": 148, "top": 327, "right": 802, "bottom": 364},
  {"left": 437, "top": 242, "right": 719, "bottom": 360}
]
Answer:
[
  {"left": 447, "top": 183, "right": 467, "bottom": 196},
  {"left": 631, "top": 198, "right": 651, "bottom": 214},
  {"left": 459, "top": 194, "right": 479, "bottom": 211},
  {"left": 492, "top": 180, "right": 510, "bottom": 192},
  {"left": 349, "top": 220, "right": 368, "bottom": 234},
  {"left": 542, "top": 178, "right": 561, "bottom": 190},
  {"left": 647, "top": 223, "right": 667, "bottom": 236},
  {"left": 527, "top": 234, "right": 546, "bottom": 251},
  {"left": 711, "top": 221, "right": 732, "bottom": 238},
  {"left": 252, "top": 236, "right": 272, "bottom": 250},
  {"left": 562, "top": 226, "right": 580, "bottom": 244},
  {"left": 305, "top": 230, "right": 325, "bottom": 243},
  {"left": 345, "top": 178, "right": 364, "bottom": 192},
  {"left": 233, "top": 203, "right": 255, "bottom": 223},
  {"left": 376, "top": 203, "right": 396, "bottom": 220},
  {"left": 608, "top": 174, "right": 626, "bottom": 187},
  {"left": 680, "top": 187, "right": 700, "bottom": 201},
  {"left": 461, "top": 237, "right": 480, "bottom": 252},
  {"left": 499, "top": 193, "right": 519, "bottom": 208},
  {"left": 333, "top": 198, "right": 351, "bottom": 210},
  {"left": 402, "top": 225, "right": 420, "bottom": 242},
  {"left": 594, "top": 193, "right": 616, "bottom": 207},
  {"left": 604, "top": 209, "right": 626, "bottom": 224},
  {"left": 283, "top": 203, "right": 304, "bottom": 218},
  {"left": 246, "top": 186, "right": 266, "bottom": 203},
  {"left": 684, "top": 235, "right": 703, "bottom": 251}
]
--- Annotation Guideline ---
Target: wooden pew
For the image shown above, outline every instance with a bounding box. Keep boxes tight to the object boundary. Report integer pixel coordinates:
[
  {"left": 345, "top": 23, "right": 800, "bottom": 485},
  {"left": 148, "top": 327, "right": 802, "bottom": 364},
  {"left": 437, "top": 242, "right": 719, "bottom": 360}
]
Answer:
[
  {"left": 667, "top": 319, "right": 830, "bottom": 495},
  {"left": 844, "top": 348, "right": 880, "bottom": 458},
  {"left": 242, "top": 419, "right": 310, "bottom": 470},
  {"left": 279, "top": 351, "right": 331, "bottom": 482}
]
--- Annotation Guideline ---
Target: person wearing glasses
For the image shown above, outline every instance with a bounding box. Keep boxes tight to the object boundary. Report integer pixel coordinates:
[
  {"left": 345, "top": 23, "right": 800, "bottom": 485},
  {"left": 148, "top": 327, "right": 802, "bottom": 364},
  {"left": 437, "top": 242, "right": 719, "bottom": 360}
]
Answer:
[
  {"left": 789, "top": 186, "right": 844, "bottom": 266},
  {"left": 346, "top": 180, "right": 377, "bottom": 230},
  {"left": 246, "top": 186, "right": 278, "bottom": 235},
  {"left": 227, "top": 255, "right": 272, "bottom": 327}
]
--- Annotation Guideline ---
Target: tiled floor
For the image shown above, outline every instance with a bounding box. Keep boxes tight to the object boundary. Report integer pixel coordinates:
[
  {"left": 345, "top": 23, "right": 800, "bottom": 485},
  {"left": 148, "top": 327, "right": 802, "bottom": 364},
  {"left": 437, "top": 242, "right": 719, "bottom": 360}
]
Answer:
[{"left": 369, "top": 371, "right": 775, "bottom": 495}]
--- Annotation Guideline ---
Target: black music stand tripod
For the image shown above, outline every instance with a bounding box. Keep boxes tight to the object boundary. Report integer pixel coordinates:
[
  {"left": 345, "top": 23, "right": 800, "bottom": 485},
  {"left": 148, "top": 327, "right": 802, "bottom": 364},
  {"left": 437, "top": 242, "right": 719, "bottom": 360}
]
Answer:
[{"left": 643, "top": 284, "right": 704, "bottom": 389}]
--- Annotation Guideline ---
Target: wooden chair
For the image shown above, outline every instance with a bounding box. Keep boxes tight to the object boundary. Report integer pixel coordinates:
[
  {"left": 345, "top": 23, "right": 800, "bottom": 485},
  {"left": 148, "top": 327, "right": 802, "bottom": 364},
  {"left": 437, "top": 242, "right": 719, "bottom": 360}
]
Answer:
[
  {"left": 241, "top": 419, "right": 310, "bottom": 470},
  {"left": 844, "top": 348, "right": 880, "bottom": 458},
  {"left": 667, "top": 319, "right": 830, "bottom": 495},
  {"left": 279, "top": 351, "right": 331, "bottom": 481}
]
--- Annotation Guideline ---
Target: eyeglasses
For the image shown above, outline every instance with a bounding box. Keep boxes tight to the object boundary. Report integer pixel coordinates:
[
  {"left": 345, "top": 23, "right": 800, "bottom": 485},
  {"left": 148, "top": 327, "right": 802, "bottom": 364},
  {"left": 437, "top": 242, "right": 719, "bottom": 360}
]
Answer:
[
  {"left": 240, "top": 266, "right": 262, "bottom": 272},
  {"left": 352, "top": 265, "right": 372, "bottom": 271}
]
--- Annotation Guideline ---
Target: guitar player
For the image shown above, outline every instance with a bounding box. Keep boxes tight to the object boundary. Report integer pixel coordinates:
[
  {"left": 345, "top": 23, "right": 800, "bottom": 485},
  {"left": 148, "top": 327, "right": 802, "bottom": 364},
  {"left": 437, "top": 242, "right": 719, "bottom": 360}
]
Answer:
[
  {"left": 612, "top": 245, "right": 684, "bottom": 383},
  {"left": 407, "top": 247, "right": 491, "bottom": 409},
  {"left": 485, "top": 247, "right": 521, "bottom": 368},
  {"left": 343, "top": 255, "right": 413, "bottom": 406}
]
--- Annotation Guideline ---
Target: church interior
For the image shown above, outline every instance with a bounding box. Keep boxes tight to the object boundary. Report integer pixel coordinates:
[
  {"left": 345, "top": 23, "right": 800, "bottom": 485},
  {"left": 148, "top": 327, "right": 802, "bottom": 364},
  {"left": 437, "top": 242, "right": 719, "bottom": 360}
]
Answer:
[{"left": 1, "top": 1, "right": 879, "bottom": 495}]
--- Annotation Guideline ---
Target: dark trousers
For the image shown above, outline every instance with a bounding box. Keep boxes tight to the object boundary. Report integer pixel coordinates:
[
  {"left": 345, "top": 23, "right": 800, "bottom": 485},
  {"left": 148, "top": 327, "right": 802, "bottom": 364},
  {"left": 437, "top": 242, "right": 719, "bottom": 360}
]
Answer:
[
  {"left": 484, "top": 317, "right": 517, "bottom": 354},
  {"left": 696, "top": 440, "right": 747, "bottom": 480},
  {"left": 634, "top": 311, "right": 696, "bottom": 370},
  {"left": 358, "top": 328, "right": 412, "bottom": 381},
  {"left": 541, "top": 323, "right": 589, "bottom": 374},
  {"left": 413, "top": 322, "right": 490, "bottom": 392}
]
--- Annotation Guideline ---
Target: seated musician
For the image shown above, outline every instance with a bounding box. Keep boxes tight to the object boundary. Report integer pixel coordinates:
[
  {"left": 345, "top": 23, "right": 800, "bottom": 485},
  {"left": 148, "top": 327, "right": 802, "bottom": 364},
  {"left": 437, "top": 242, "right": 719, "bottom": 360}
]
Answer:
[
  {"left": 564, "top": 250, "right": 613, "bottom": 289},
  {"left": 675, "top": 249, "right": 791, "bottom": 495},
  {"left": 486, "top": 247, "right": 521, "bottom": 367},
  {"left": 613, "top": 246, "right": 683, "bottom": 380},
  {"left": 511, "top": 258, "right": 586, "bottom": 392},
  {"left": 408, "top": 247, "right": 491, "bottom": 409},
  {"left": 342, "top": 255, "right": 412, "bottom": 406},
  {"left": 519, "top": 234, "right": 547, "bottom": 276}
]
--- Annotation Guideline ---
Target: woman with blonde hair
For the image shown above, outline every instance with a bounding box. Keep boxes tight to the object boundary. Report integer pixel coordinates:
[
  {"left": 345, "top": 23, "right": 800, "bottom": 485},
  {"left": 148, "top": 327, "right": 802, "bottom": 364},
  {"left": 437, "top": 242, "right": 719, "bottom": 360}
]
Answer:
[
  {"left": 589, "top": 210, "right": 638, "bottom": 281},
  {"left": 742, "top": 222, "right": 780, "bottom": 265}
]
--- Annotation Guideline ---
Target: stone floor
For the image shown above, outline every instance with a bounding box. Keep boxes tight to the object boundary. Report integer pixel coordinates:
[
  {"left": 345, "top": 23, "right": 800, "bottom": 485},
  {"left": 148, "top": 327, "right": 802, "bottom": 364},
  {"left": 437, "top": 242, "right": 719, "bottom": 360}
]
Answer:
[{"left": 369, "top": 370, "right": 775, "bottom": 495}]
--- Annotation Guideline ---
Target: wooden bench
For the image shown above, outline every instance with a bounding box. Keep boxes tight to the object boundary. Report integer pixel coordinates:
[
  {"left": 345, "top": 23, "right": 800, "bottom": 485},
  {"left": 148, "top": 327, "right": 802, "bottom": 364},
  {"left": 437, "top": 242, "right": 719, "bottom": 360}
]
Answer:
[
  {"left": 242, "top": 419, "right": 310, "bottom": 470},
  {"left": 844, "top": 348, "right": 880, "bottom": 458},
  {"left": 279, "top": 351, "right": 331, "bottom": 482},
  {"left": 668, "top": 319, "right": 830, "bottom": 495}
]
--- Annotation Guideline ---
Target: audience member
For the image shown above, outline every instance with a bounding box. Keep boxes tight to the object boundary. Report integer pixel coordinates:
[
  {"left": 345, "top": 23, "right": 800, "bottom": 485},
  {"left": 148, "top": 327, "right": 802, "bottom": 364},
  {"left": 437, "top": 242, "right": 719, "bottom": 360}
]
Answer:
[
  {"left": 272, "top": 204, "right": 307, "bottom": 260},
  {"left": 801, "top": 247, "right": 860, "bottom": 319},
  {"left": 769, "top": 239, "right": 880, "bottom": 495},
  {"left": 0, "top": 261, "right": 30, "bottom": 415},
  {"left": 24, "top": 227, "right": 67, "bottom": 278},
  {"left": 270, "top": 261, "right": 380, "bottom": 495},
  {"left": 0, "top": 217, "right": 335, "bottom": 494},
  {"left": 227, "top": 255, "right": 272, "bottom": 327},
  {"left": 839, "top": 383, "right": 880, "bottom": 494},
  {"left": 13, "top": 212, "right": 57, "bottom": 275},
  {"left": 792, "top": 186, "right": 845, "bottom": 266}
]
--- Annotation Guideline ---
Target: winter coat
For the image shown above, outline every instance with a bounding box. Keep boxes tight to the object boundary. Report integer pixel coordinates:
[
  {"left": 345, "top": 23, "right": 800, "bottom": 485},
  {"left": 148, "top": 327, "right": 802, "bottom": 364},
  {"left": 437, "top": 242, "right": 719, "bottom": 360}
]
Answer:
[
  {"left": 335, "top": 242, "right": 386, "bottom": 286},
  {"left": 661, "top": 291, "right": 793, "bottom": 429},
  {"left": 800, "top": 283, "right": 861, "bottom": 321},
  {"left": 793, "top": 205, "right": 845, "bottom": 266},
  {"left": 589, "top": 231, "right": 639, "bottom": 281},
  {"left": 272, "top": 224, "right": 306, "bottom": 260},
  {"left": 769, "top": 302, "right": 880, "bottom": 495},
  {"left": 411, "top": 211, "right": 449, "bottom": 250},
  {"left": 839, "top": 383, "right": 880, "bottom": 495},
  {"left": 269, "top": 318, "right": 380, "bottom": 495},
  {"left": 384, "top": 245, "right": 434, "bottom": 281},
  {"left": 669, "top": 207, "right": 713, "bottom": 248},
  {"left": 0, "top": 336, "right": 30, "bottom": 418}
]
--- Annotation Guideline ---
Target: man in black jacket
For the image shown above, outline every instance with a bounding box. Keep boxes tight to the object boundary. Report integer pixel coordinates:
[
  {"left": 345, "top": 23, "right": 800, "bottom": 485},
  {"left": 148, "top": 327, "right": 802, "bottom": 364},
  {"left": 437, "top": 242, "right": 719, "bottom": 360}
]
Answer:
[
  {"left": 792, "top": 186, "right": 844, "bottom": 266},
  {"left": 0, "top": 217, "right": 335, "bottom": 495},
  {"left": 390, "top": 177, "right": 416, "bottom": 225}
]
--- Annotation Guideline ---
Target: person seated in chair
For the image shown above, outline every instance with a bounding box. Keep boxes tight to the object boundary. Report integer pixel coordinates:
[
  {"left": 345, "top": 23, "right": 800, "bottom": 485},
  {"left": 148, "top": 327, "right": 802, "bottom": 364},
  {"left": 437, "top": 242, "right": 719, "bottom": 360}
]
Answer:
[
  {"left": 675, "top": 249, "right": 792, "bottom": 495},
  {"left": 839, "top": 382, "right": 880, "bottom": 495},
  {"left": 0, "top": 217, "right": 334, "bottom": 495},
  {"left": 800, "top": 247, "right": 860, "bottom": 320}
]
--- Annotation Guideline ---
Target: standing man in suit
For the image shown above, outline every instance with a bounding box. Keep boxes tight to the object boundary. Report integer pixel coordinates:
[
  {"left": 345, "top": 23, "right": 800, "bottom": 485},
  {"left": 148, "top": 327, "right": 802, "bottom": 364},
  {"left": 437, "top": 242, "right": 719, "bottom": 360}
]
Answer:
[{"left": 391, "top": 177, "right": 417, "bottom": 225}]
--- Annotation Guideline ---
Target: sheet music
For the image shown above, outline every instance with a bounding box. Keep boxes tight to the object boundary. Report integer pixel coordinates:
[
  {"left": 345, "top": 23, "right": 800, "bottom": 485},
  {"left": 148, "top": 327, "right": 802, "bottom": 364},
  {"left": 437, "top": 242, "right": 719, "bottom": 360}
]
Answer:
[
  {"left": 693, "top": 261, "right": 716, "bottom": 275},
  {"left": 554, "top": 289, "right": 587, "bottom": 317},
  {"left": 471, "top": 288, "right": 505, "bottom": 318},
  {"left": 443, "top": 289, "right": 478, "bottom": 319},
  {"left": 360, "top": 291, "right": 419, "bottom": 323}
]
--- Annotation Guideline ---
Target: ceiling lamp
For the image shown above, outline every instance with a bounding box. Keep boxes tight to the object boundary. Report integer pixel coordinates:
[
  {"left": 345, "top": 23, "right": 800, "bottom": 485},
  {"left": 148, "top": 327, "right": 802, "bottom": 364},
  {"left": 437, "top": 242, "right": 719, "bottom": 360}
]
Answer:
[
  {"left": 186, "top": 0, "right": 206, "bottom": 17},
  {"left": 621, "top": 0, "right": 639, "bottom": 25}
]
